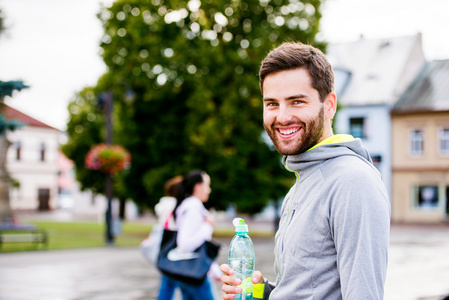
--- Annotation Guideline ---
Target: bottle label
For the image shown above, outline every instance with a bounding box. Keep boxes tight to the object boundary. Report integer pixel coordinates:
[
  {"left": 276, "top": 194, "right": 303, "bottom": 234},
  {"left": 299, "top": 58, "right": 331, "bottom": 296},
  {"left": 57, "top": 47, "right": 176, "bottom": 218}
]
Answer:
[{"left": 240, "top": 277, "right": 253, "bottom": 293}]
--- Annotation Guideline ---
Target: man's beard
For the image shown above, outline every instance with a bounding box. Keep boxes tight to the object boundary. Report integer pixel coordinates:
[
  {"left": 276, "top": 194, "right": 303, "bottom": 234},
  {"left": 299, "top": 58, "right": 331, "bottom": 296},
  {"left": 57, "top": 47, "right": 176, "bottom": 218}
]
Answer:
[{"left": 264, "top": 106, "right": 325, "bottom": 155}]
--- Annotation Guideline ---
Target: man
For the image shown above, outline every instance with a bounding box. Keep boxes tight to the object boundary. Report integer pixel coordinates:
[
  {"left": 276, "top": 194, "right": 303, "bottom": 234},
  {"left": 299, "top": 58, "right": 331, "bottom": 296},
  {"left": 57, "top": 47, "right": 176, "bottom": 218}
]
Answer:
[{"left": 220, "top": 42, "right": 391, "bottom": 299}]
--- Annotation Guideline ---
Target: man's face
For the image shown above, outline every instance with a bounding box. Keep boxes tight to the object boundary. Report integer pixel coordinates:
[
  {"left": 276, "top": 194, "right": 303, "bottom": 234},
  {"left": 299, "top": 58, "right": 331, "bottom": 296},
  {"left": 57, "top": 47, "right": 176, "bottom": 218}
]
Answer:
[{"left": 262, "top": 68, "right": 329, "bottom": 155}]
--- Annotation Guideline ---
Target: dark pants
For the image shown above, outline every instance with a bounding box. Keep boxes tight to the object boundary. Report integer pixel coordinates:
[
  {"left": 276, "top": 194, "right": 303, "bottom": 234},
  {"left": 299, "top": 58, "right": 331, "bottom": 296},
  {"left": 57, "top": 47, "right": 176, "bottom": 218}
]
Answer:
[{"left": 157, "top": 275, "right": 214, "bottom": 300}]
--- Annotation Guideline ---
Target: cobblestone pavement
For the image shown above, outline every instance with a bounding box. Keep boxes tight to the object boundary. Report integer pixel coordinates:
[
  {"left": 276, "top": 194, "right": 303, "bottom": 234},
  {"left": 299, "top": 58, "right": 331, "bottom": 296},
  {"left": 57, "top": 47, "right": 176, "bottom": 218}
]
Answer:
[{"left": 1, "top": 223, "right": 449, "bottom": 300}]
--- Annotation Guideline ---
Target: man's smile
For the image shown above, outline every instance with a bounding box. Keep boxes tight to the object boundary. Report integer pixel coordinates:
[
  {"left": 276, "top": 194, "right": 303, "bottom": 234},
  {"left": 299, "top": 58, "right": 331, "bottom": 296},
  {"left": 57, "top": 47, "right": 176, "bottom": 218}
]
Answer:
[{"left": 277, "top": 126, "right": 301, "bottom": 139}]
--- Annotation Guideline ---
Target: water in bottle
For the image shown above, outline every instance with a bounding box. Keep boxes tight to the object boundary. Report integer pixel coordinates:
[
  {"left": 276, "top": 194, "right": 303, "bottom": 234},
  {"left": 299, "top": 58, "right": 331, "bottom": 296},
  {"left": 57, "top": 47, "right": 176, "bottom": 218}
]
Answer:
[{"left": 228, "top": 218, "right": 255, "bottom": 300}]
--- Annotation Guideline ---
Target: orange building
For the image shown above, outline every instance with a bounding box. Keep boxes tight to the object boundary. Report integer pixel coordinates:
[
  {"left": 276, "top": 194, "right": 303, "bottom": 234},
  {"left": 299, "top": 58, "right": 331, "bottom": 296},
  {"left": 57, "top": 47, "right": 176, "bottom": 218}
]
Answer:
[{"left": 391, "top": 60, "right": 449, "bottom": 223}]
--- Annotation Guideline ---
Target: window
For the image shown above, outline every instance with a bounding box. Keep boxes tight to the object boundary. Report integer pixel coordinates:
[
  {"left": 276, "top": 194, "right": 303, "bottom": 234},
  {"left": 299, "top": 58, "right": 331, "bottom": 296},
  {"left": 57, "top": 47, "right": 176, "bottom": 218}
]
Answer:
[
  {"left": 371, "top": 155, "right": 382, "bottom": 170},
  {"left": 40, "top": 143, "right": 46, "bottom": 162},
  {"left": 349, "top": 117, "right": 365, "bottom": 139},
  {"left": 416, "top": 185, "right": 439, "bottom": 209},
  {"left": 439, "top": 127, "right": 449, "bottom": 155},
  {"left": 14, "top": 141, "right": 21, "bottom": 161},
  {"left": 446, "top": 186, "right": 449, "bottom": 215},
  {"left": 410, "top": 129, "right": 424, "bottom": 156}
]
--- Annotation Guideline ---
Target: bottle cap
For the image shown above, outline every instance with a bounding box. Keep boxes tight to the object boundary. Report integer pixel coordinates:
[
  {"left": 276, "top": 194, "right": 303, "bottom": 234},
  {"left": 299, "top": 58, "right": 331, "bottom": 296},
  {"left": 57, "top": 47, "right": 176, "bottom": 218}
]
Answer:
[{"left": 233, "top": 218, "right": 248, "bottom": 233}]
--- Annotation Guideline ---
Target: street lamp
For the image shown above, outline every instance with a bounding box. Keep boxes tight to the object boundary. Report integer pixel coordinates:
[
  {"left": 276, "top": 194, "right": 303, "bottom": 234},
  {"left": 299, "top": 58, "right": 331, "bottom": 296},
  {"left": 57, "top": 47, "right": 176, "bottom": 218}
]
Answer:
[{"left": 99, "top": 91, "right": 114, "bottom": 245}]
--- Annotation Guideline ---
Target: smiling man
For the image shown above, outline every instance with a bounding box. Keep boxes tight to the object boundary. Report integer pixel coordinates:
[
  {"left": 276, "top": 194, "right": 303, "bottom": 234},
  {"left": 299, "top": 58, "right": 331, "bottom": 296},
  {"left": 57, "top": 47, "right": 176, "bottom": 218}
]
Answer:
[
  {"left": 262, "top": 67, "right": 331, "bottom": 155},
  {"left": 220, "top": 42, "right": 391, "bottom": 300}
]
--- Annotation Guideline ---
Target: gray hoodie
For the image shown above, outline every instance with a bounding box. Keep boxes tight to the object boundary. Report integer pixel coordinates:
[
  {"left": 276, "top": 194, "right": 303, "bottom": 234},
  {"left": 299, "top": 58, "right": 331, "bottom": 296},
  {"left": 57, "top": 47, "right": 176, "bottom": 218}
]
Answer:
[{"left": 261, "top": 138, "right": 391, "bottom": 300}]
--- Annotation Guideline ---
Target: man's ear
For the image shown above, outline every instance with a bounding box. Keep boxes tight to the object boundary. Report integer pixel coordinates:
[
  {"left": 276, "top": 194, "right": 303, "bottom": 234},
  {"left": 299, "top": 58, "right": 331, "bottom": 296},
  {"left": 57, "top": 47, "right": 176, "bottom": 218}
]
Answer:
[{"left": 324, "top": 92, "right": 337, "bottom": 120}]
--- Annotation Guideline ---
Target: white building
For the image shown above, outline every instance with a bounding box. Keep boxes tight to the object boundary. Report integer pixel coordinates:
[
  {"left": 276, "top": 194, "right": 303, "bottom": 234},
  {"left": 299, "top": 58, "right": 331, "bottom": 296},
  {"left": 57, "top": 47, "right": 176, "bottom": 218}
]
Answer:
[
  {"left": 4, "top": 104, "right": 61, "bottom": 210},
  {"left": 328, "top": 33, "right": 426, "bottom": 197},
  {"left": 2, "top": 104, "right": 140, "bottom": 223}
]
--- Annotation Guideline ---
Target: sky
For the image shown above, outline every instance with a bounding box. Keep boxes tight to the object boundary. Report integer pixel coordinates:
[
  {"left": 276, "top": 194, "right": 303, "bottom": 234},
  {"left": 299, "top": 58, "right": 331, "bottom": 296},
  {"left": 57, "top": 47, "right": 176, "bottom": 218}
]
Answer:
[{"left": 1, "top": 0, "right": 449, "bottom": 131}]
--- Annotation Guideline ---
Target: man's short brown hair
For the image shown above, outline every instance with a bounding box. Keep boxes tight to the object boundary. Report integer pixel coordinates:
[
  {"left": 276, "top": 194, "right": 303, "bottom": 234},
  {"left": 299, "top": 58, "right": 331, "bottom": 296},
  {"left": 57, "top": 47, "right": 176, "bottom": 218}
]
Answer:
[{"left": 259, "top": 42, "right": 334, "bottom": 102}]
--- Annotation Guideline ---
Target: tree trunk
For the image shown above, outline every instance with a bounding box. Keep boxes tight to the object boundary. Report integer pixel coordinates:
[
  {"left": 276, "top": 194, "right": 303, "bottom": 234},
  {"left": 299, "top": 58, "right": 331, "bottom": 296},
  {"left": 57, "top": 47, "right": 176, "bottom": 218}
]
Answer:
[{"left": 0, "top": 134, "right": 13, "bottom": 223}]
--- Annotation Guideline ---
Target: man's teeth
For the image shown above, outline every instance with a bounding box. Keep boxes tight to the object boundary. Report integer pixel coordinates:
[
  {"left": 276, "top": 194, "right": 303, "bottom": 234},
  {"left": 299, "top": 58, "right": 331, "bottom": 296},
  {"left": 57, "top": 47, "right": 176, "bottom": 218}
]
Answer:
[{"left": 280, "top": 128, "right": 299, "bottom": 135}]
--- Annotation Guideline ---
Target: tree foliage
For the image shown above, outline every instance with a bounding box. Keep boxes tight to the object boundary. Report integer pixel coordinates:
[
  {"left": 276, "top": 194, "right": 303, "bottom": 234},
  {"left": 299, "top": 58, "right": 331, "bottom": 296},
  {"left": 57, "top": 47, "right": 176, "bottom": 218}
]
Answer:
[
  {"left": 0, "top": 8, "right": 5, "bottom": 35},
  {"left": 62, "top": 87, "right": 107, "bottom": 195},
  {"left": 65, "top": 0, "right": 324, "bottom": 214},
  {"left": 62, "top": 79, "right": 130, "bottom": 211}
]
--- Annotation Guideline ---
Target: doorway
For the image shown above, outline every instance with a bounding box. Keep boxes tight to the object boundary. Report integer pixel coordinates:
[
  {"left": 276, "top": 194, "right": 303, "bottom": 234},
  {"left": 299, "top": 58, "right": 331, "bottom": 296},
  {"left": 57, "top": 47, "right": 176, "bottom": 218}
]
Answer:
[{"left": 38, "top": 188, "right": 50, "bottom": 211}]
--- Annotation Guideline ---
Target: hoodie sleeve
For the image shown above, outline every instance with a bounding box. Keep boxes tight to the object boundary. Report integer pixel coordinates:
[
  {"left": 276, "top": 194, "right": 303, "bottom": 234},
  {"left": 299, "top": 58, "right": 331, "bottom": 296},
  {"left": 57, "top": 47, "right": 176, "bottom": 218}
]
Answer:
[{"left": 330, "top": 166, "right": 391, "bottom": 300}]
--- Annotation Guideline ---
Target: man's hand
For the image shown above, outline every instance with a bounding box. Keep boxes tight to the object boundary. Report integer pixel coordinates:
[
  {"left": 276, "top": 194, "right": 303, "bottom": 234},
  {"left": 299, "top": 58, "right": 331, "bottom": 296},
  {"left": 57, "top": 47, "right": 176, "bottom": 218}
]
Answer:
[{"left": 220, "top": 264, "right": 264, "bottom": 299}]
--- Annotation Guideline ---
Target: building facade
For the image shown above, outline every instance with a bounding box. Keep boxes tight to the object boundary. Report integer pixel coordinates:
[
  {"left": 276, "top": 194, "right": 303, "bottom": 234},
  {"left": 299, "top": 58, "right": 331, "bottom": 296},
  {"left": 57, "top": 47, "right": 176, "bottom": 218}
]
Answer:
[
  {"left": 4, "top": 105, "right": 61, "bottom": 211},
  {"left": 391, "top": 60, "right": 449, "bottom": 223},
  {"left": 329, "top": 33, "right": 426, "bottom": 197}
]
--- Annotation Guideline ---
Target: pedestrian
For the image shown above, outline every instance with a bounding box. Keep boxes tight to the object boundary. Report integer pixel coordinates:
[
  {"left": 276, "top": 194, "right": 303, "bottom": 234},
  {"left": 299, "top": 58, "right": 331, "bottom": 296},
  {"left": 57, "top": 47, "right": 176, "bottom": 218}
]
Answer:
[
  {"left": 220, "top": 42, "right": 391, "bottom": 299},
  {"left": 158, "top": 170, "right": 221, "bottom": 300},
  {"left": 155, "top": 176, "right": 183, "bottom": 229},
  {"left": 155, "top": 175, "right": 183, "bottom": 300}
]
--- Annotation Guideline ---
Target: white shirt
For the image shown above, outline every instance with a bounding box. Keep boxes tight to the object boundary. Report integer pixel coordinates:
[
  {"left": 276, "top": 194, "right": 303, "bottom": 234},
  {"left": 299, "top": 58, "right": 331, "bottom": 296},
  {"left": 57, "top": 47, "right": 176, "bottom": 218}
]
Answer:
[
  {"left": 175, "top": 196, "right": 214, "bottom": 252},
  {"left": 154, "top": 196, "right": 176, "bottom": 229}
]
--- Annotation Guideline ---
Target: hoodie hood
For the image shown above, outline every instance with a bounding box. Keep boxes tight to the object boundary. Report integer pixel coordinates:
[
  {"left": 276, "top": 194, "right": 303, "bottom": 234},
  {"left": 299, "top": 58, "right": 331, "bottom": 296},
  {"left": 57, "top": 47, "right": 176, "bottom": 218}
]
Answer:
[{"left": 283, "top": 136, "right": 377, "bottom": 181}]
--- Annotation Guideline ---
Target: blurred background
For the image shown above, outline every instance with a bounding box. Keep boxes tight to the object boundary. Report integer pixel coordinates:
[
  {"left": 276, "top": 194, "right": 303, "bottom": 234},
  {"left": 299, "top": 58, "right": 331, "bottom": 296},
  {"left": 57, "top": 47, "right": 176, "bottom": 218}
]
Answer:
[
  {"left": 1, "top": 0, "right": 448, "bottom": 225},
  {"left": 0, "top": 0, "right": 449, "bottom": 298}
]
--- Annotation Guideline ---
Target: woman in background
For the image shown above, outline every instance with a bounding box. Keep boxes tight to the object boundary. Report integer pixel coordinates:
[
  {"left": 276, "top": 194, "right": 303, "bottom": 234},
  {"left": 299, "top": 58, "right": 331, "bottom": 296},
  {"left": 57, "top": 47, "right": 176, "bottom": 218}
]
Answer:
[
  {"left": 156, "top": 176, "right": 182, "bottom": 300},
  {"left": 155, "top": 176, "right": 183, "bottom": 230},
  {"left": 158, "top": 170, "right": 220, "bottom": 300}
]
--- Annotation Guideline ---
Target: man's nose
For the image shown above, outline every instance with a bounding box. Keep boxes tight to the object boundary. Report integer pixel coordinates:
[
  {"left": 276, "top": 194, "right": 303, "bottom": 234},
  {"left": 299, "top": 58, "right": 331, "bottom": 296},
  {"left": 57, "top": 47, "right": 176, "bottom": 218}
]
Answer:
[{"left": 277, "top": 105, "right": 294, "bottom": 124}]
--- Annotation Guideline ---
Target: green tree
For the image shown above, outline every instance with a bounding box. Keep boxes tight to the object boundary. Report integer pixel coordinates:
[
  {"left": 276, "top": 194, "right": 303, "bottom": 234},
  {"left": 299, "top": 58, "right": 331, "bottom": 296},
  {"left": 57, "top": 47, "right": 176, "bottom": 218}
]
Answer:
[
  {"left": 62, "top": 87, "right": 106, "bottom": 196},
  {"left": 66, "top": 0, "right": 324, "bottom": 215},
  {"left": 62, "top": 80, "right": 132, "bottom": 219},
  {"left": 0, "top": 8, "right": 5, "bottom": 33}
]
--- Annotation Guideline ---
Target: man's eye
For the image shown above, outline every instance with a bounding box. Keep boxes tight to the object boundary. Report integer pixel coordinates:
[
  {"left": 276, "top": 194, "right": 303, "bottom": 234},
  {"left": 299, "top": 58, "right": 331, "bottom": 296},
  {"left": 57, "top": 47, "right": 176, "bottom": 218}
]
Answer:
[
  {"left": 293, "top": 100, "right": 304, "bottom": 104},
  {"left": 266, "top": 102, "right": 278, "bottom": 107}
]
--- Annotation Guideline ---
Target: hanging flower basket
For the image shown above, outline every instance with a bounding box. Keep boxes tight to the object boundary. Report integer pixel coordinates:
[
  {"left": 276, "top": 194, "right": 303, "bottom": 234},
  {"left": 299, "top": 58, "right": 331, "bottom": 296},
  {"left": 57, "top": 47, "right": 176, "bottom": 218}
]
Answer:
[{"left": 85, "top": 143, "right": 131, "bottom": 174}]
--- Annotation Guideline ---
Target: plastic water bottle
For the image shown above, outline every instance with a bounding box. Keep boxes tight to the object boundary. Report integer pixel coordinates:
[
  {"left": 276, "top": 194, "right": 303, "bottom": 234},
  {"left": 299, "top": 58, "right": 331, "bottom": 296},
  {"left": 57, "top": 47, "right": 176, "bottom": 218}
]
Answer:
[{"left": 228, "top": 218, "right": 255, "bottom": 300}]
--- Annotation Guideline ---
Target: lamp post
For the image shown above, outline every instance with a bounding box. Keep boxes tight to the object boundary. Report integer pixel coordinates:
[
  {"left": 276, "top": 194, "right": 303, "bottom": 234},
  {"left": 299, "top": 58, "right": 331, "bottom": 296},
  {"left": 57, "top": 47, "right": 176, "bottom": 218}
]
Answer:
[{"left": 100, "top": 91, "right": 115, "bottom": 245}]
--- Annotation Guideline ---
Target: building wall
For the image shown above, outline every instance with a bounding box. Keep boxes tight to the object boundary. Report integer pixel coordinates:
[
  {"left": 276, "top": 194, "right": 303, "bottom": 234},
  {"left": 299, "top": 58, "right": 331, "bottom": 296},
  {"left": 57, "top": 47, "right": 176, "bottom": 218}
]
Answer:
[
  {"left": 334, "top": 104, "right": 392, "bottom": 197},
  {"left": 391, "top": 111, "right": 449, "bottom": 222},
  {"left": 6, "top": 126, "right": 60, "bottom": 210}
]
